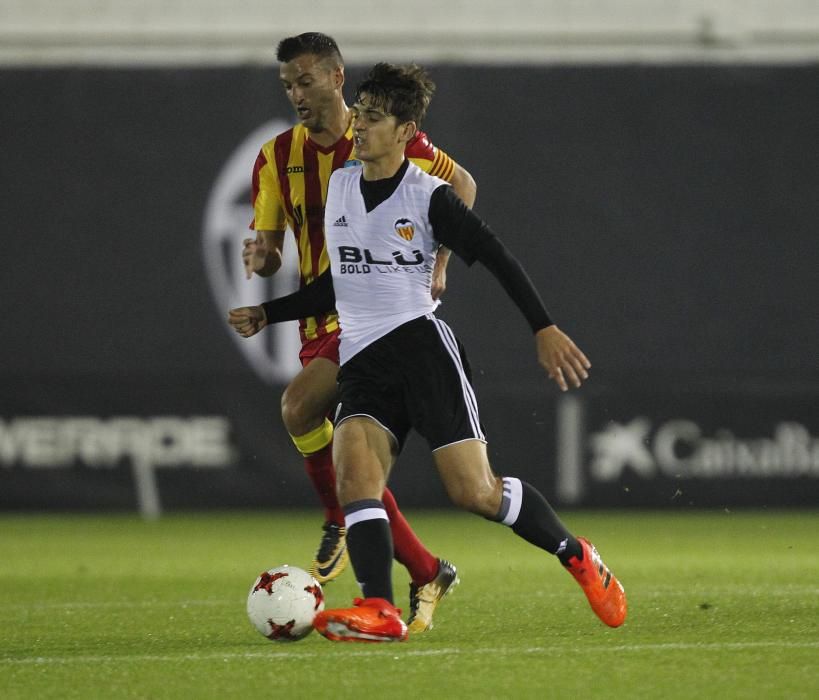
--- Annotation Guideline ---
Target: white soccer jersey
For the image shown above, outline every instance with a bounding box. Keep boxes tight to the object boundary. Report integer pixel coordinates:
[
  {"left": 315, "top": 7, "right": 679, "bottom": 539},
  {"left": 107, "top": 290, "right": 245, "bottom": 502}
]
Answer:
[{"left": 325, "top": 161, "right": 447, "bottom": 364}]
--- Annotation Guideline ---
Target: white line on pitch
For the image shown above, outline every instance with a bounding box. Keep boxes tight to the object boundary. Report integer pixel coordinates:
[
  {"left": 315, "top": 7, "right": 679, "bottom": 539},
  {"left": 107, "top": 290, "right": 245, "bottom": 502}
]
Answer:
[
  {"left": 2, "top": 584, "right": 817, "bottom": 612},
  {"left": 2, "top": 641, "right": 818, "bottom": 666},
  {"left": 0, "top": 599, "right": 232, "bottom": 611}
]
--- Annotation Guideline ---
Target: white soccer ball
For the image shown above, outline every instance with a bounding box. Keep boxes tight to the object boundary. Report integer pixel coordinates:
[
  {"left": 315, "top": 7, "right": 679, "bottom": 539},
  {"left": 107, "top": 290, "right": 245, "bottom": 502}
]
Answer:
[{"left": 246, "top": 565, "right": 325, "bottom": 641}]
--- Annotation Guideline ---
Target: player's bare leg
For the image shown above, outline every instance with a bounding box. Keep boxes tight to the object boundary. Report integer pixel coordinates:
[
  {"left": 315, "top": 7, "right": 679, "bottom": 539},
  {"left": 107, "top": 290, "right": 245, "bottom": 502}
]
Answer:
[{"left": 432, "top": 439, "right": 502, "bottom": 517}]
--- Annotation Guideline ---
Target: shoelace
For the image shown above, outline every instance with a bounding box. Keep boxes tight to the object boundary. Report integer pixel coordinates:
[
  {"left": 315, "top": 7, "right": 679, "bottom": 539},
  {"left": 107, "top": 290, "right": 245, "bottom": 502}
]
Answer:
[
  {"left": 408, "top": 583, "right": 420, "bottom": 617},
  {"left": 316, "top": 523, "right": 342, "bottom": 561}
]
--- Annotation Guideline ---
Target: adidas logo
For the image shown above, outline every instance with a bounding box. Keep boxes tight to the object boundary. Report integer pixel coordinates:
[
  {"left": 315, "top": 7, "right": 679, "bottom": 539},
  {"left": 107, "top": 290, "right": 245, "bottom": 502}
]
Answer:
[{"left": 333, "top": 215, "right": 348, "bottom": 227}]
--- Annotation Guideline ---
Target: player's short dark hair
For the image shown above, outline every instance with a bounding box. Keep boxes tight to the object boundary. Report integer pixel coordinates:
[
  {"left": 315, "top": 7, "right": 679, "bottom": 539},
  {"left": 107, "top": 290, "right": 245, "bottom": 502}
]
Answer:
[
  {"left": 354, "top": 63, "right": 436, "bottom": 126},
  {"left": 276, "top": 32, "right": 344, "bottom": 67}
]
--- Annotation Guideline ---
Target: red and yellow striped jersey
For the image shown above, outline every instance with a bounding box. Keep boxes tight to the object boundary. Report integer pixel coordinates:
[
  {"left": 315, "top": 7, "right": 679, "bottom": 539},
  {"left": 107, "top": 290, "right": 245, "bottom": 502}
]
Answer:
[{"left": 251, "top": 122, "right": 456, "bottom": 343}]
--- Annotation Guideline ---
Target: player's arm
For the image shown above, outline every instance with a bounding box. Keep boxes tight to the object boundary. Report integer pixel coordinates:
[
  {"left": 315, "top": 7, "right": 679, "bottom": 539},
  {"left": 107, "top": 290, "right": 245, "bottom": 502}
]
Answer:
[
  {"left": 245, "top": 145, "right": 287, "bottom": 279},
  {"left": 428, "top": 185, "right": 591, "bottom": 392},
  {"left": 410, "top": 134, "right": 477, "bottom": 300},
  {"left": 228, "top": 269, "right": 336, "bottom": 338},
  {"left": 242, "top": 229, "right": 285, "bottom": 279},
  {"left": 448, "top": 161, "right": 477, "bottom": 209},
  {"left": 430, "top": 161, "right": 477, "bottom": 299}
]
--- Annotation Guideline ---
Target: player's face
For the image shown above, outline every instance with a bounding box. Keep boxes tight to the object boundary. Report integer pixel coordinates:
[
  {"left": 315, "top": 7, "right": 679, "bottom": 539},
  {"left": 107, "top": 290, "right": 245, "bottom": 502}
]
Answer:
[
  {"left": 351, "top": 96, "right": 414, "bottom": 163},
  {"left": 279, "top": 54, "right": 342, "bottom": 133}
]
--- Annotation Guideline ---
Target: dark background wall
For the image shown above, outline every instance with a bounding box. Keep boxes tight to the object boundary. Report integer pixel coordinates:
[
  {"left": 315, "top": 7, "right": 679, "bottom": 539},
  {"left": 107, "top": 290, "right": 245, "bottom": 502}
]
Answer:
[{"left": 2, "top": 65, "right": 817, "bottom": 511}]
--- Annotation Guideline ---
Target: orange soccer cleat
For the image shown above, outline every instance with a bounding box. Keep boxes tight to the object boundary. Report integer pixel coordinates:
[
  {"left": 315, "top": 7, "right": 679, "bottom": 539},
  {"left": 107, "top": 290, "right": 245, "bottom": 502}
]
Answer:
[
  {"left": 313, "top": 597, "right": 408, "bottom": 643},
  {"left": 564, "top": 537, "right": 627, "bottom": 628}
]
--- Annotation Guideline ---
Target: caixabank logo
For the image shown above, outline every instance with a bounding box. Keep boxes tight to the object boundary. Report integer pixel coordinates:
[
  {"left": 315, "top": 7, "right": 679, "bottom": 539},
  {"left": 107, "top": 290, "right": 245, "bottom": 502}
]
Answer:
[
  {"left": 588, "top": 418, "right": 819, "bottom": 481},
  {"left": 554, "top": 395, "right": 819, "bottom": 505},
  {"left": 201, "top": 119, "right": 302, "bottom": 384}
]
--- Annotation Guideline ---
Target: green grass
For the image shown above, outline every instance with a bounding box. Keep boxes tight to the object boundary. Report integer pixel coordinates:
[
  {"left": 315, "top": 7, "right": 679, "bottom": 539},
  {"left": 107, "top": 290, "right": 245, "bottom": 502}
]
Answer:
[{"left": 1, "top": 510, "right": 817, "bottom": 699}]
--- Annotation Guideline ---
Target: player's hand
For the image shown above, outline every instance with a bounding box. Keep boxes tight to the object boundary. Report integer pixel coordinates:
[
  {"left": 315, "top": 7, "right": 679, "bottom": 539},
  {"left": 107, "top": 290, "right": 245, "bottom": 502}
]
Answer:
[
  {"left": 242, "top": 231, "right": 284, "bottom": 279},
  {"left": 242, "top": 237, "right": 265, "bottom": 279},
  {"left": 431, "top": 264, "right": 447, "bottom": 300},
  {"left": 228, "top": 305, "right": 268, "bottom": 337},
  {"left": 534, "top": 325, "right": 591, "bottom": 391},
  {"left": 431, "top": 247, "right": 451, "bottom": 300}
]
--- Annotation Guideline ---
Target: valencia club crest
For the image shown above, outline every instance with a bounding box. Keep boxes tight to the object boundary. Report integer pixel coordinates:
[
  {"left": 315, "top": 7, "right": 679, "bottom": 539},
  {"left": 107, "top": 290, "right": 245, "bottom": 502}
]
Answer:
[{"left": 394, "top": 218, "right": 415, "bottom": 241}]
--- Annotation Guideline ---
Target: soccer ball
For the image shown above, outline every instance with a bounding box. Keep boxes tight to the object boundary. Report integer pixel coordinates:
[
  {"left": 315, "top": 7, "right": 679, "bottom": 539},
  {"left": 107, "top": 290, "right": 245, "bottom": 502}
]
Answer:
[{"left": 246, "top": 565, "right": 324, "bottom": 641}]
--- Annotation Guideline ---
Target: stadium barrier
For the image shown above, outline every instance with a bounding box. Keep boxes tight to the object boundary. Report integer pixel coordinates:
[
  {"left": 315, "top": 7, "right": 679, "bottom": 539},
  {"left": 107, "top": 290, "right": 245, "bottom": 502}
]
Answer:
[{"left": 2, "top": 64, "right": 817, "bottom": 512}]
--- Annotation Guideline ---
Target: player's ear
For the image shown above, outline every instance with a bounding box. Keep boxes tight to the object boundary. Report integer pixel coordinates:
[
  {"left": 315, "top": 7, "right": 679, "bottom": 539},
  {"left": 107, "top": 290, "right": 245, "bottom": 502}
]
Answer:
[
  {"left": 333, "top": 65, "right": 344, "bottom": 89},
  {"left": 400, "top": 121, "right": 417, "bottom": 143}
]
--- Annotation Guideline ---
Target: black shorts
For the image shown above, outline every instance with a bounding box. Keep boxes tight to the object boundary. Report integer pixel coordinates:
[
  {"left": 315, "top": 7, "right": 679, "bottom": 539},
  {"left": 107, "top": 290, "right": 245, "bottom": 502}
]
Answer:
[{"left": 335, "top": 314, "right": 486, "bottom": 452}]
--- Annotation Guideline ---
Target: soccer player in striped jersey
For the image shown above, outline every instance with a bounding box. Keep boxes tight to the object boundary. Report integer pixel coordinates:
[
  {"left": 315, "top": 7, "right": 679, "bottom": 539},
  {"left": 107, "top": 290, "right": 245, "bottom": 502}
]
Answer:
[
  {"left": 229, "top": 62, "right": 627, "bottom": 642},
  {"left": 242, "top": 33, "right": 473, "bottom": 631}
]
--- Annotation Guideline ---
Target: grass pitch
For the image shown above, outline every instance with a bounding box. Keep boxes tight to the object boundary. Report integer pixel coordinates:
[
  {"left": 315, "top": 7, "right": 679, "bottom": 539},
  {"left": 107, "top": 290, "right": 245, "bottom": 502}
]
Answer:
[{"left": 1, "top": 509, "right": 817, "bottom": 699}]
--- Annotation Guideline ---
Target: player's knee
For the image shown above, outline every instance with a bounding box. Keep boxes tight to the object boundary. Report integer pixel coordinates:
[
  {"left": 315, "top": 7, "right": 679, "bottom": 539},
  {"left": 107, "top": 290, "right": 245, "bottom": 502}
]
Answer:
[
  {"left": 446, "top": 478, "right": 500, "bottom": 518},
  {"left": 335, "top": 461, "right": 383, "bottom": 506},
  {"left": 280, "top": 385, "right": 319, "bottom": 435}
]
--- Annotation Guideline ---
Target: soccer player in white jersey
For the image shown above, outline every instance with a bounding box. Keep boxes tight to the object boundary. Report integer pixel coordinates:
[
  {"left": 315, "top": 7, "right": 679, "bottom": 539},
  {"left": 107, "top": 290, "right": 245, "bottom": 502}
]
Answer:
[{"left": 229, "top": 63, "right": 627, "bottom": 642}]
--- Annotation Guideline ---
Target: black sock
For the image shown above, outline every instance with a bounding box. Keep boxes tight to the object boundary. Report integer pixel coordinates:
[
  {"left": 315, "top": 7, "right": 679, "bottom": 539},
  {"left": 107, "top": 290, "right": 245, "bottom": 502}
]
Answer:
[
  {"left": 344, "top": 499, "right": 394, "bottom": 602},
  {"left": 492, "top": 477, "right": 582, "bottom": 565}
]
